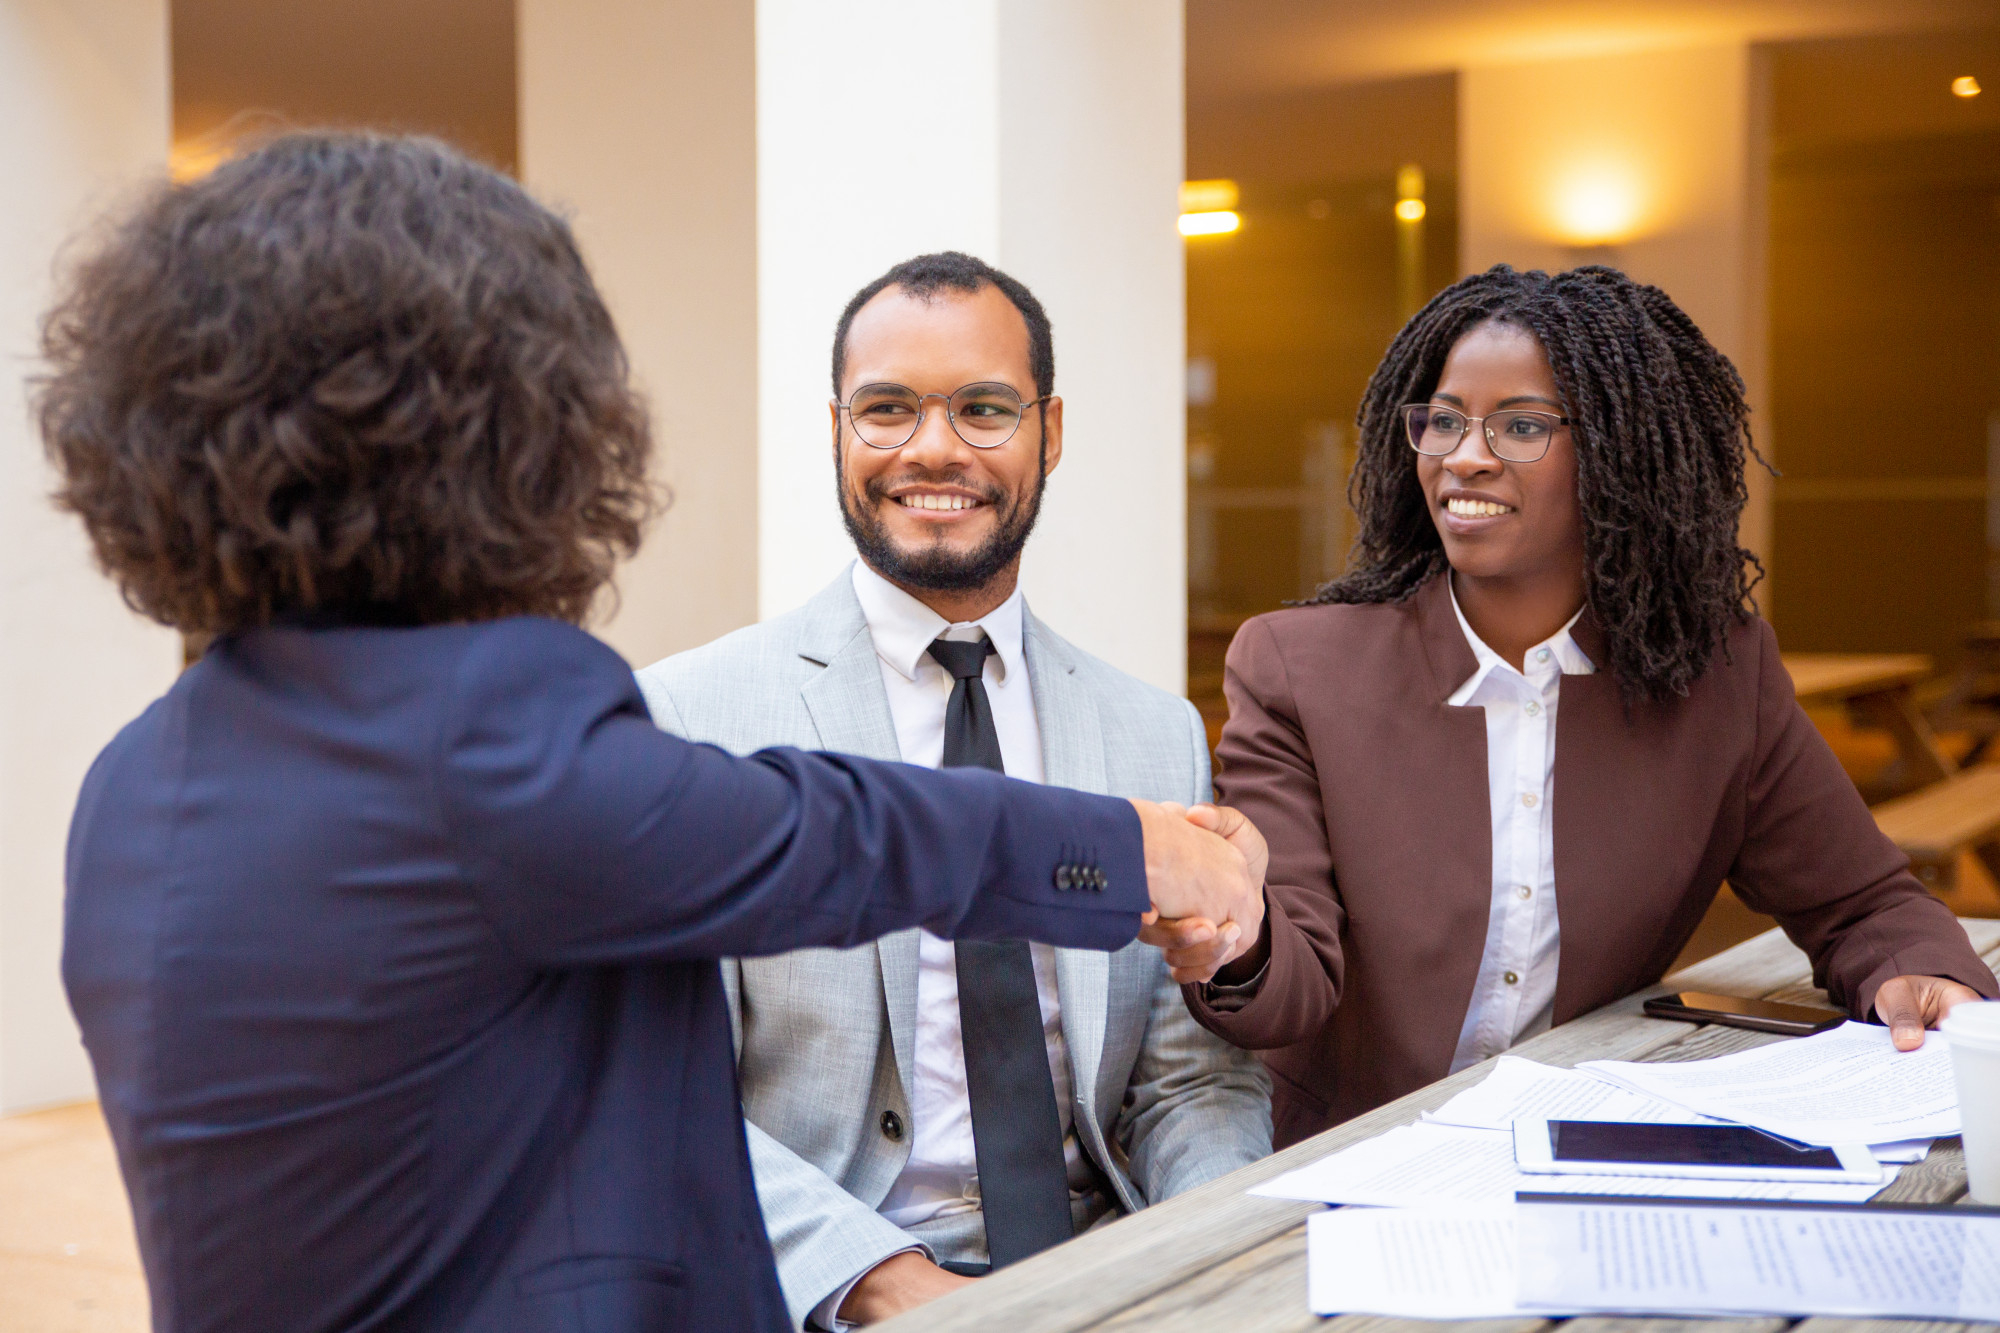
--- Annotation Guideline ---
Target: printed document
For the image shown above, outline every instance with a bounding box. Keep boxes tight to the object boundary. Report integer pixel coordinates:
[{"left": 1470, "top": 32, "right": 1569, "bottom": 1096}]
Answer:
[
  {"left": 1252, "top": 1122, "right": 1894, "bottom": 1208},
  {"left": 1307, "top": 1205, "right": 1534, "bottom": 1318},
  {"left": 1306, "top": 1199, "right": 2000, "bottom": 1320},
  {"left": 1579, "top": 1022, "right": 1958, "bottom": 1146},
  {"left": 1517, "top": 1197, "right": 2000, "bottom": 1319},
  {"left": 1426, "top": 1055, "right": 1728, "bottom": 1128}
]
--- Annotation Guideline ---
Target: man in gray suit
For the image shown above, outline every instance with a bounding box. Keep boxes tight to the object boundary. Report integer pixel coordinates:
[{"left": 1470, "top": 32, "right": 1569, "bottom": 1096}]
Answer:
[{"left": 637, "top": 253, "right": 1271, "bottom": 1329}]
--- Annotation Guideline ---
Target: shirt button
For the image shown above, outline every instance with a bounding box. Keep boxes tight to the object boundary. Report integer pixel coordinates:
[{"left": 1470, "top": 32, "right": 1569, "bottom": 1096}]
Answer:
[
  {"left": 1515, "top": 885, "right": 1533, "bottom": 900},
  {"left": 1520, "top": 793, "right": 1539, "bottom": 809},
  {"left": 880, "top": 1110, "right": 904, "bottom": 1142},
  {"left": 1524, "top": 700, "right": 1542, "bottom": 717},
  {"left": 1504, "top": 970, "right": 1521, "bottom": 985},
  {"left": 1536, "top": 648, "right": 1551, "bottom": 663}
]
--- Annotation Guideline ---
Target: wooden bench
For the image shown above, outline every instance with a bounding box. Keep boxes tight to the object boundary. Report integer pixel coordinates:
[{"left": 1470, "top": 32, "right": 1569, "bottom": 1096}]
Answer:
[{"left": 1869, "top": 762, "right": 2000, "bottom": 892}]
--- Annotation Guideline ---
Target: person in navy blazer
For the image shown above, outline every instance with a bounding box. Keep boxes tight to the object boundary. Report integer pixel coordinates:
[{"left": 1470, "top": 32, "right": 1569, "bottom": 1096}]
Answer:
[{"left": 38, "top": 134, "right": 1264, "bottom": 1333}]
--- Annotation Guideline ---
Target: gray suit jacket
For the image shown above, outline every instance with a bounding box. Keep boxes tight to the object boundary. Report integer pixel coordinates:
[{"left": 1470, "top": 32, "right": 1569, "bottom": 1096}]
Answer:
[{"left": 636, "top": 569, "right": 1271, "bottom": 1329}]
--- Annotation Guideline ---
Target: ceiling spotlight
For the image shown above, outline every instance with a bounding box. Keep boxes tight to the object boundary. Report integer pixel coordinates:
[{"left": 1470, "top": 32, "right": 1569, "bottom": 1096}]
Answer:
[
  {"left": 1179, "top": 179, "right": 1239, "bottom": 212},
  {"left": 1179, "top": 210, "right": 1241, "bottom": 237},
  {"left": 1954, "top": 76, "right": 1982, "bottom": 98}
]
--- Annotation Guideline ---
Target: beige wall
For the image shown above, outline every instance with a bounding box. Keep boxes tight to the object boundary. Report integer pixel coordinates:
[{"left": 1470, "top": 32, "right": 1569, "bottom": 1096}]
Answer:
[
  {"left": 517, "top": 0, "right": 760, "bottom": 668},
  {"left": 172, "top": 0, "right": 517, "bottom": 174},
  {"left": 1460, "top": 43, "right": 1774, "bottom": 573},
  {"left": 0, "top": 0, "right": 179, "bottom": 1112},
  {"left": 756, "top": 0, "right": 1188, "bottom": 692}
]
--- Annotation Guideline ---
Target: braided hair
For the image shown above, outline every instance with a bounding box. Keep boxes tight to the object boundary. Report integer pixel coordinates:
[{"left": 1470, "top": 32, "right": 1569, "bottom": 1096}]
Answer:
[{"left": 1310, "top": 264, "right": 1768, "bottom": 702}]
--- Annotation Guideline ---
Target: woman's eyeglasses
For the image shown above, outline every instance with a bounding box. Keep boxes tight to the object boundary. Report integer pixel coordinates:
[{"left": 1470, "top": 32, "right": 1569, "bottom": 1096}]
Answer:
[{"left": 1401, "top": 402, "right": 1570, "bottom": 463}]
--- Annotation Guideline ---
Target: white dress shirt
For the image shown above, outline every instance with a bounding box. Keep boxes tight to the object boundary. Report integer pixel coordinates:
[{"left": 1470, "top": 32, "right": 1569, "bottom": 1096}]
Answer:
[
  {"left": 811, "top": 563, "right": 1088, "bottom": 1325},
  {"left": 1444, "top": 582, "right": 1596, "bottom": 1074}
]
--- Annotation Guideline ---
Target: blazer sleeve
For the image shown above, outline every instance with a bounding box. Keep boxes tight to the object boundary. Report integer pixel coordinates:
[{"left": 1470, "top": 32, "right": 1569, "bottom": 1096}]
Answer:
[
  {"left": 1727, "top": 621, "right": 1998, "bottom": 1014},
  {"left": 1181, "top": 616, "right": 1348, "bottom": 1049},
  {"left": 437, "top": 619, "right": 1150, "bottom": 966}
]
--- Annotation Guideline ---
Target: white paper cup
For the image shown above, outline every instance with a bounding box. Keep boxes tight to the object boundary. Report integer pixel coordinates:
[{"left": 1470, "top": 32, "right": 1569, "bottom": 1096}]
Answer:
[{"left": 1942, "top": 1000, "right": 2000, "bottom": 1204}]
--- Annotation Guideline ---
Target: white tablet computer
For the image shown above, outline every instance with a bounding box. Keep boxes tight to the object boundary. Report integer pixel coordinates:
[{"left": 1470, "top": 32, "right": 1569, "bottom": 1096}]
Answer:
[{"left": 1512, "top": 1118, "right": 1881, "bottom": 1184}]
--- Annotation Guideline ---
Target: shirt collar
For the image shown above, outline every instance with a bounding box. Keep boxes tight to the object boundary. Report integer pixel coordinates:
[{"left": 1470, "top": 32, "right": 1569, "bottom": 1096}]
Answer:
[
  {"left": 850, "top": 560, "right": 1025, "bottom": 685},
  {"left": 1446, "top": 577, "right": 1595, "bottom": 704}
]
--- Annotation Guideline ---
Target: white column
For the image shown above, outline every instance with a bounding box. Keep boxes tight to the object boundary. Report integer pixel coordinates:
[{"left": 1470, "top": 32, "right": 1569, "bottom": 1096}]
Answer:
[
  {"left": 0, "top": 0, "right": 178, "bottom": 1113},
  {"left": 1459, "top": 43, "right": 1773, "bottom": 575},
  {"left": 517, "top": 0, "right": 760, "bottom": 668},
  {"left": 757, "top": 0, "right": 1188, "bottom": 693}
]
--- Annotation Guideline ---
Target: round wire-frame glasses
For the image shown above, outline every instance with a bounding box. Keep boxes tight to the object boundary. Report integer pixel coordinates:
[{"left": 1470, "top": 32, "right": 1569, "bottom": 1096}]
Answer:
[
  {"left": 838, "top": 381, "right": 1051, "bottom": 450},
  {"left": 1400, "top": 402, "right": 1572, "bottom": 463}
]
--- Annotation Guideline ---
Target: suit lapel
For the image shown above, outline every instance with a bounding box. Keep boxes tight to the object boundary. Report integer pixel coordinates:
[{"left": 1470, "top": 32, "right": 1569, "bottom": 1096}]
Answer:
[
  {"left": 792, "top": 570, "right": 921, "bottom": 1106},
  {"left": 1024, "top": 610, "right": 1107, "bottom": 794},
  {"left": 1408, "top": 574, "right": 1499, "bottom": 1077},
  {"left": 1054, "top": 948, "right": 1111, "bottom": 1122},
  {"left": 1024, "top": 609, "right": 1114, "bottom": 1112}
]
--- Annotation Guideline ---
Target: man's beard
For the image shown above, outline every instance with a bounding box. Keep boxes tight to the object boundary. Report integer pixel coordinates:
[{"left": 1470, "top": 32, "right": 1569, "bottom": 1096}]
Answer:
[{"left": 838, "top": 446, "right": 1047, "bottom": 594}]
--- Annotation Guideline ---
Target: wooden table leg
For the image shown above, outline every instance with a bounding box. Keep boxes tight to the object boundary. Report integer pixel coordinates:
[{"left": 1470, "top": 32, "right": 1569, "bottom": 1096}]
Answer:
[{"left": 1849, "top": 685, "right": 1956, "bottom": 792}]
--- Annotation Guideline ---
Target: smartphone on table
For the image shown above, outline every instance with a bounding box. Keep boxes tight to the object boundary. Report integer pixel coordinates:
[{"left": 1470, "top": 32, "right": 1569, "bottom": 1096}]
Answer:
[
  {"left": 1642, "top": 991, "right": 1844, "bottom": 1036},
  {"left": 1512, "top": 1118, "right": 1881, "bottom": 1183}
]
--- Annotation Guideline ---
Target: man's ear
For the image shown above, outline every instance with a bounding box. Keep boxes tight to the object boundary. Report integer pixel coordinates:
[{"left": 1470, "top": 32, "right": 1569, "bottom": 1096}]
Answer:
[{"left": 1041, "top": 396, "right": 1064, "bottom": 477}]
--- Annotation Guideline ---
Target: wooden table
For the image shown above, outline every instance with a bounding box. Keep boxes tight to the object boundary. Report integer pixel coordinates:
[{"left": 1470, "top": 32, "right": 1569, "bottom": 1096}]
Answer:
[
  {"left": 1783, "top": 652, "right": 1951, "bottom": 793},
  {"left": 882, "top": 919, "right": 2000, "bottom": 1333}
]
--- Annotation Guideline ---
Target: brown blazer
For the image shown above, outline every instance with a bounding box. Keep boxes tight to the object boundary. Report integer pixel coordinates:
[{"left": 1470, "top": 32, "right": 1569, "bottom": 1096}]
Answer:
[{"left": 1186, "top": 574, "right": 1999, "bottom": 1147}]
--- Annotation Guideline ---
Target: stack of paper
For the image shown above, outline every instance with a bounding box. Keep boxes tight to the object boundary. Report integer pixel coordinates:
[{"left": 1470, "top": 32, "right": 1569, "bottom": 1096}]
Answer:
[
  {"left": 1307, "top": 1199, "right": 2000, "bottom": 1320},
  {"left": 1578, "top": 1021, "right": 1959, "bottom": 1146},
  {"left": 1294, "top": 1023, "right": 1965, "bottom": 1319}
]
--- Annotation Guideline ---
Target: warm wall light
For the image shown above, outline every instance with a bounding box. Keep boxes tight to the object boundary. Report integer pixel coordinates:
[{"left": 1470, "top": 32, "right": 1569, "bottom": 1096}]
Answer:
[
  {"left": 1552, "top": 165, "right": 1644, "bottom": 245},
  {"left": 1180, "top": 179, "right": 1239, "bottom": 212},
  {"left": 1954, "top": 76, "right": 1983, "bottom": 98},
  {"left": 1179, "top": 210, "right": 1241, "bottom": 237},
  {"left": 1394, "top": 198, "right": 1427, "bottom": 222}
]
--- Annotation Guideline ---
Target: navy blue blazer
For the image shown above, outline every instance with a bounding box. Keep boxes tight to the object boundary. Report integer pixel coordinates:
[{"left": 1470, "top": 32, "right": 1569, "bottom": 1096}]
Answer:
[{"left": 62, "top": 616, "right": 1147, "bottom": 1333}]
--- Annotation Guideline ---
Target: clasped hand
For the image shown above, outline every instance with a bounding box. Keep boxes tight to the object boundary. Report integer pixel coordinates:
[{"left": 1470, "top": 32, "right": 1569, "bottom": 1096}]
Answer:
[{"left": 1127, "top": 799, "right": 1267, "bottom": 984}]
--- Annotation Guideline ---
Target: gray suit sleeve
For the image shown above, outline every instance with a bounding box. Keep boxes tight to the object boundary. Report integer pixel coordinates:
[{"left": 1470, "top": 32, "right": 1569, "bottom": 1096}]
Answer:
[
  {"left": 746, "top": 1120, "right": 931, "bottom": 1331},
  {"left": 1115, "top": 701, "right": 1272, "bottom": 1199}
]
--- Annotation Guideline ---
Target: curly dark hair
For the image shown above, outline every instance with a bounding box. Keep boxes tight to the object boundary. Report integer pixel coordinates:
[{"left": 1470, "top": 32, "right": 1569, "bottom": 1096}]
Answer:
[
  {"left": 1311, "top": 264, "right": 1768, "bottom": 702},
  {"left": 36, "top": 132, "right": 658, "bottom": 633}
]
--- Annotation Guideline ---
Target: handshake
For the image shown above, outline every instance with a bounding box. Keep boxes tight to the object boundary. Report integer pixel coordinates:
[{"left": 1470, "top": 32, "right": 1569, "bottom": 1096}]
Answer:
[{"left": 1128, "top": 800, "right": 1268, "bottom": 985}]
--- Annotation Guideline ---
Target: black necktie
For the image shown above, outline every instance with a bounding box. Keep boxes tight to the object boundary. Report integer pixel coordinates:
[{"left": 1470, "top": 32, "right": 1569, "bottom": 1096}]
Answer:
[{"left": 926, "top": 636, "right": 1074, "bottom": 1268}]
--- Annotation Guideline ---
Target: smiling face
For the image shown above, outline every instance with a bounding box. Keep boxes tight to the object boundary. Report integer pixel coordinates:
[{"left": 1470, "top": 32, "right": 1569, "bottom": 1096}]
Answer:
[
  {"left": 1417, "top": 319, "right": 1585, "bottom": 593},
  {"left": 831, "top": 282, "right": 1062, "bottom": 605}
]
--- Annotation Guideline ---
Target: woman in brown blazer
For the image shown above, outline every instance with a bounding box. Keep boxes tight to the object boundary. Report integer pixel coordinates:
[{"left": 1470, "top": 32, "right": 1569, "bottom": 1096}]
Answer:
[{"left": 1185, "top": 265, "right": 1998, "bottom": 1147}]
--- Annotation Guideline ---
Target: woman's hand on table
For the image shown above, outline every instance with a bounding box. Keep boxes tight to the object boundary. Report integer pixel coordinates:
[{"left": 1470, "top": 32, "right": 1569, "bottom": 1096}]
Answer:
[{"left": 1874, "top": 974, "right": 1985, "bottom": 1050}]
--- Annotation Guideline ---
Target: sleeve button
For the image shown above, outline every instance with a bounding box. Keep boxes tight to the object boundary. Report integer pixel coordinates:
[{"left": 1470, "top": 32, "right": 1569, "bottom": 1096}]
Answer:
[
  {"left": 880, "top": 1109, "right": 904, "bottom": 1142},
  {"left": 1093, "top": 869, "right": 1108, "bottom": 890},
  {"left": 1055, "top": 865, "right": 1073, "bottom": 890}
]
